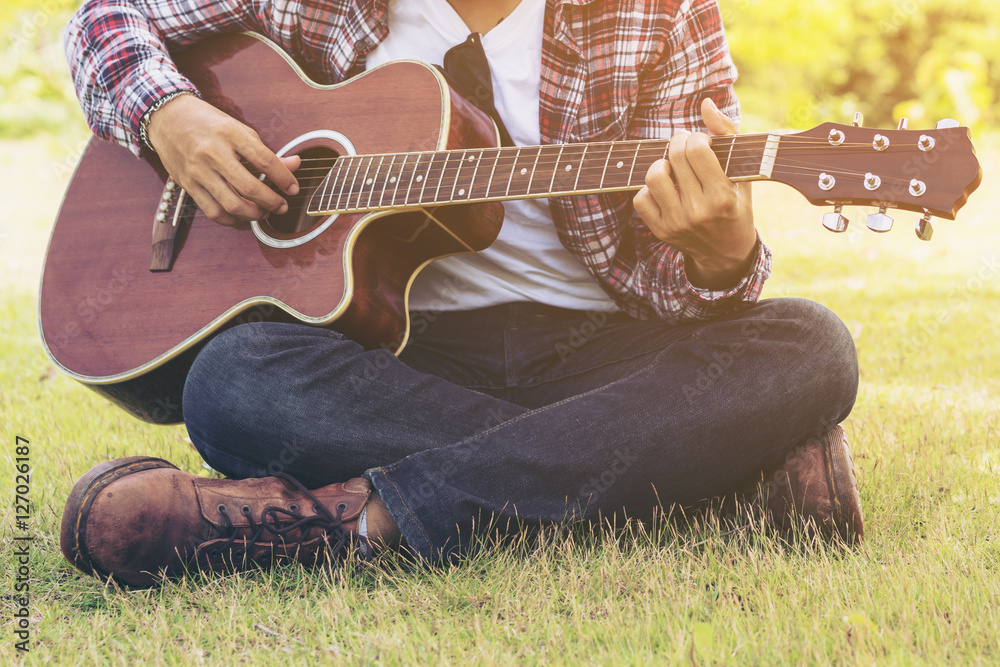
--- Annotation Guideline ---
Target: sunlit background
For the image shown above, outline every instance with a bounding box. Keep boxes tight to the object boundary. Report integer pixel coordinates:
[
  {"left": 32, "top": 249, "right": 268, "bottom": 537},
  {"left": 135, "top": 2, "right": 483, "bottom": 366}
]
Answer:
[
  {"left": 1, "top": 3, "right": 998, "bottom": 661},
  {"left": 2, "top": 0, "right": 997, "bottom": 289}
]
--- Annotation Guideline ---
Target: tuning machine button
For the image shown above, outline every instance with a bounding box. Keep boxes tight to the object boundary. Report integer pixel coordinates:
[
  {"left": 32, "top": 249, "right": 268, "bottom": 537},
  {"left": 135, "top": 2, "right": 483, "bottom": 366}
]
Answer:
[
  {"left": 866, "top": 208, "right": 894, "bottom": 233},
  {"left": 853, "top": 112, "right": 864, "bottom": 127},
  {"left": 915, "top": 213, "right": 934, "bottom": 241},
  {"left": 936, "top": 118, "right": 960, "bottom": 130},
  {"left": 897, "top": 118, "right": 909, "bottom": 130},
  {"left": 823, "top": 206, "right": 849, "bottom": 233}
]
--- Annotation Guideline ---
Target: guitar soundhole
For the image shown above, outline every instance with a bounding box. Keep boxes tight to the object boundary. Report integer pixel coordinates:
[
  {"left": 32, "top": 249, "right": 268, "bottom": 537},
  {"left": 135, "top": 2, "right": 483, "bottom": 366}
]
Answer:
[{"left": 264, "top": 146, "right": 340, "bottom": 235}]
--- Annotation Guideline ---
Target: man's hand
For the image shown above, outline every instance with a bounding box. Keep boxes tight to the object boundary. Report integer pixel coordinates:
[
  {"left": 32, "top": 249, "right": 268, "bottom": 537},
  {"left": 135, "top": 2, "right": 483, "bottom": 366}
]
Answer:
[
  {"left": 633, "top": 98, "right": 757, "bottom": 290},
  {"left": 146, "top": 94, "right": 301, "bottom": 226}
]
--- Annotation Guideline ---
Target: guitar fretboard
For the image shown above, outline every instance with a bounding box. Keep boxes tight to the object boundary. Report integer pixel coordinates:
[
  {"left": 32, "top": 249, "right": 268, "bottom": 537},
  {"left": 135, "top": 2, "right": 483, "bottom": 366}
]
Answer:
[{"left": 307, "top": 134, "right": 778, "bottom": 216}]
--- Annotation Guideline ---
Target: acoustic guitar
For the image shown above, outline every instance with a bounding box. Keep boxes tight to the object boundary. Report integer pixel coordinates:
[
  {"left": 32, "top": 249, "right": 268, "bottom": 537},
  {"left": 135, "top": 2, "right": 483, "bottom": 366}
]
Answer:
[{"left": 39, "top": 32, "right": 983, "bottom": 423}]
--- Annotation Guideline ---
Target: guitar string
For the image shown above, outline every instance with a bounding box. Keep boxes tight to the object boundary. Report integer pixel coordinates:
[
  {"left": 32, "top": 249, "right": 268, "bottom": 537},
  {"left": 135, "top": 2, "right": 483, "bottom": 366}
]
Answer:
[
  {"left": 279, "top": 172, "right": 928, "bottom": 213},
  {"left": 277, "top": 144, "right": 929, "bottom": 180},
  {"left": 240, "top": 136, "right": 940, "bottom": 210},
  {"left": 276, "top": 163, "right": 925, "bottom": 207},
  {"left": 261, "top": 167, "right": 937, "bottom": 217},
  {"left": 256, "top": 136, "right": 931, "bottom": 171}
]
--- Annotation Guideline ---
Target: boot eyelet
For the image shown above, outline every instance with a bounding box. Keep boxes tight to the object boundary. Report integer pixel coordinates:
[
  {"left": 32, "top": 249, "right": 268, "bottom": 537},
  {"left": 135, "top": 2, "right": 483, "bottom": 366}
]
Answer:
[
  {"left": 241, "top": 505, "right": 252, "bottom": 515},
  {"left": 217, "top": 504, "right": 227, "bottom": 514},
  {"left": 313, "top": 504, "right": 320, "bottom": 513},
  {"left": 336, "top": 502, "right": 348, "bottom": 512},
  {"left": 288, "top": 503, "right": 299, "bottom": 512}
]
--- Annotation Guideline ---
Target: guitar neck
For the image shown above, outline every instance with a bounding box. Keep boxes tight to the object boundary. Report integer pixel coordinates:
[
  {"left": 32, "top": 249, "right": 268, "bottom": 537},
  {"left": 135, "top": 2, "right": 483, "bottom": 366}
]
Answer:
[{"left": 307, "top": 133, "right": 780, "bottom": 216}]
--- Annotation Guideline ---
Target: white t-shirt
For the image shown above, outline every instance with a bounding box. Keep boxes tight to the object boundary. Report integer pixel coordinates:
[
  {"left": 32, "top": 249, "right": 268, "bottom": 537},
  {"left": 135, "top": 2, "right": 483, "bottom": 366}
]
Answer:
[{"left": 365, "top": 0, "right": 620, "bottom": 312}]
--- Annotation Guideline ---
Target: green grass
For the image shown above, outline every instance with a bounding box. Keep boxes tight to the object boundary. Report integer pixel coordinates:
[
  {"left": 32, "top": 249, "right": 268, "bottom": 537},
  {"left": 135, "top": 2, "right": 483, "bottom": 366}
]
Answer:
[{"left": 2, "top": 137, "right": 1000, "bottom": 664}]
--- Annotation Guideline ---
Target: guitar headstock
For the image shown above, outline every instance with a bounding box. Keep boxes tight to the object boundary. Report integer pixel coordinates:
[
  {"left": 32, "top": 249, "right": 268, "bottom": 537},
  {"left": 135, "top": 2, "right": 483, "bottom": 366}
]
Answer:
[{"left": 770, "top": 118, "right": 982, "bottom": 239}]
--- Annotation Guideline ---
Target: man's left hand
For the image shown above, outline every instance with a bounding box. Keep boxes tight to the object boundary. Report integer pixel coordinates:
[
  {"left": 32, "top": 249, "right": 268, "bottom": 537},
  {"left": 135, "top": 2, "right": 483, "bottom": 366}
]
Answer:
[{"left": 633, "top": 98, "right": 757, "bottom": 290}]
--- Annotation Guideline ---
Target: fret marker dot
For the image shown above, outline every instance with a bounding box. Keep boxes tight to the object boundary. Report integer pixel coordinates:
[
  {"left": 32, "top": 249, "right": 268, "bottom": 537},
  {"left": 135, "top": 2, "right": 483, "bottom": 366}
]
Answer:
[
  {"left": 616, "top": 161, "right": 624, "bottom": 169},
  {"left": 389, "top": 176, "right": 397, "bottom": 183},
  {"left": 565, "top": 165, "right": 572, "bottom": 172},
  {"left": 467, "top": 156, "right": 474, "bottom": 162},
  {"left": 520, "top": 168, "right": 528, "bottom": 175},
  {"left": 416, "top": 175, "right": 424, "bottom": 182},
  {"left": 366, "top": 178, "right": 373, "bottom": 185},
  {"left": 459, "top": 188, "right": 466, "bottom": 196}
]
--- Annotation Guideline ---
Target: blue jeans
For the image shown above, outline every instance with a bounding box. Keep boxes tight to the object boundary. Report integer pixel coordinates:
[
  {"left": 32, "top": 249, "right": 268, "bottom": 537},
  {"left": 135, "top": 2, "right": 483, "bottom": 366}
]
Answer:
[{"left": 183, "top": 298, "right": 858, "bottom": 559}]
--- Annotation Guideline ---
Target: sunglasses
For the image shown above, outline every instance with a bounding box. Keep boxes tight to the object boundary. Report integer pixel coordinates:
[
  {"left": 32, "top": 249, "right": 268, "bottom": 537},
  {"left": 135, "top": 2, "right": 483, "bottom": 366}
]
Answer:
[{"left": 442, "top": 33, "right": 514, "bottom": 147}]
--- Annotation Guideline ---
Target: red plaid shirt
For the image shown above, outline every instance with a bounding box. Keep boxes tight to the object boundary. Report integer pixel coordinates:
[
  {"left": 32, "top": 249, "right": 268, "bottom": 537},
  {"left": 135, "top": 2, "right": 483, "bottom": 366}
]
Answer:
[{"left": 66, "top": 0, "right": 771, "bottom": 321}]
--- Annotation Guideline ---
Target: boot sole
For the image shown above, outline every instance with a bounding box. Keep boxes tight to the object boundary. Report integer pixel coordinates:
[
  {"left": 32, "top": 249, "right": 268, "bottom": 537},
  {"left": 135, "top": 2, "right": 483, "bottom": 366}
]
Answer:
[
  {"left": 821, "top": 425, "right": 865, "bottom": 544},
  {"left": 60, "top": 456, "right": 179, "bottom": 582}
]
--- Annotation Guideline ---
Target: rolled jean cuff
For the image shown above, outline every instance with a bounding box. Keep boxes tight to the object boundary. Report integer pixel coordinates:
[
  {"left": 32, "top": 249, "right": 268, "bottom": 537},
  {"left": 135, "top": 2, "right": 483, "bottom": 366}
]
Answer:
[{"left": 365, "top": 467, "right": 435, "bottom": 560}]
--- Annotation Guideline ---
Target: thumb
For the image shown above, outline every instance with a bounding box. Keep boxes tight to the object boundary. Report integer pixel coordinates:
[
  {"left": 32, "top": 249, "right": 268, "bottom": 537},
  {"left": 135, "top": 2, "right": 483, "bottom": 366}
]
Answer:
[{"left": 701, "top": 98, "right": 739, "bottom": 136}]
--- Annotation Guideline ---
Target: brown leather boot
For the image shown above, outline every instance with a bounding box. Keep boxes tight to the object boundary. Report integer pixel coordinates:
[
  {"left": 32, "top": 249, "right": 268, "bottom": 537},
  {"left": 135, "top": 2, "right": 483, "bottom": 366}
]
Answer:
[
  {"left": 60, "top": 457, "right": 401, "bottom": 587},
  {"left": 738, "top": 425, "right": 865, "bottom": 544}
]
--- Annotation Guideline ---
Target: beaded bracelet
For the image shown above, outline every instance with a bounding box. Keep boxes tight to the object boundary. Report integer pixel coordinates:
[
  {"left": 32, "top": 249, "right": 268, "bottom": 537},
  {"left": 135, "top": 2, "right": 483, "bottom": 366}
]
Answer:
[{"left": 138, "top": 90, "right": 197, "bottom": 153}]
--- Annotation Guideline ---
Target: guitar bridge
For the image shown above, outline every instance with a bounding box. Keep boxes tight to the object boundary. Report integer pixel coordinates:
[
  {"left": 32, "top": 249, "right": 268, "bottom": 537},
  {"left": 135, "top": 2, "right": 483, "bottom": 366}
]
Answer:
[{"left": 150, "top": 178, "right": 193, "bottom": 272}]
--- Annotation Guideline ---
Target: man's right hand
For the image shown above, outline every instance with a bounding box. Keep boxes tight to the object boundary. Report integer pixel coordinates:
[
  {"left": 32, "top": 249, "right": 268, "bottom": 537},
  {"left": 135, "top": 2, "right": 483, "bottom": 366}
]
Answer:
[{"left": 146, "top": 94, "right": 301, "bottom": 226}]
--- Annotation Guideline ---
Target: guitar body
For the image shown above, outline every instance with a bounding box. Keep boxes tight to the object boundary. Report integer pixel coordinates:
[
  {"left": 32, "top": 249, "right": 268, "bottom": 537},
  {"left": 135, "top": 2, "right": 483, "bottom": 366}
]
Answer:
[{"left": 39, "top": 33, "right": 504, "bottom": 423}]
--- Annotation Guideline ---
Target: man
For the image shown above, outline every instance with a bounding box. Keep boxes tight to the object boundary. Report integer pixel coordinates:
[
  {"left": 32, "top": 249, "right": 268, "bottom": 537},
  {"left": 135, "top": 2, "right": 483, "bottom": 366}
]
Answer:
[{"left": 60, "top": 0, "right": 863, "bottom": 587}]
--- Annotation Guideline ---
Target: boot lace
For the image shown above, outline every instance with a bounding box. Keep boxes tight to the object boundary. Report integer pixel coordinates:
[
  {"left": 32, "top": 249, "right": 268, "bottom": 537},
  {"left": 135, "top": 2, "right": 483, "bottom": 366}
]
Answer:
[{"left": 206, "top": 473, "right": 361, "bottom": 567}]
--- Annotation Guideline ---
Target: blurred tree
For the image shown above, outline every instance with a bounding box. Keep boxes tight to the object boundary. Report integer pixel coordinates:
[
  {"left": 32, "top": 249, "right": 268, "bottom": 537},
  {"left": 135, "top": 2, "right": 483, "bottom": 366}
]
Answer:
[
  {"left": 0, "top": 0, "right": 82, "bottom": 139},
  {"left": 724, "top": 0, "right": 1000, "bottom": 134}
]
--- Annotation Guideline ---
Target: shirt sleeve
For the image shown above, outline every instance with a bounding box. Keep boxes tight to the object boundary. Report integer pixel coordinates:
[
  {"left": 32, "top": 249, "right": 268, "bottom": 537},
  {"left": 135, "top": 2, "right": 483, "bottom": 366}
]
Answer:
[
  {"left": 625, "top": 0, "right": 772, "bottom": 320},
  {"left": 64, "top": 0, "right": 347, "bottom": 156}
]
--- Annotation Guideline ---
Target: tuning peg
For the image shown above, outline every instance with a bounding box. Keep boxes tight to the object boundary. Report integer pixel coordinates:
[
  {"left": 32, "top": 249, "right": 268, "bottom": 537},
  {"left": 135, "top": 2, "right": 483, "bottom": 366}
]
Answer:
[
  {"left": 822, "top": 206, "right": 849, "bottom": 233},
  {"left": 853, "top": 112, "right": 864, "bottom": 128},
  {"left": 936, "top": 118, "right": 960, "bottom": 130},
  {"left": 915, "top": 213, "right": 934, "bottom": 241},
  {"left": 897, "top": 117, "right": 909, "bottom": 130},
  {"left": 866, "top": 207, "right": 894, "bottom": 233}
]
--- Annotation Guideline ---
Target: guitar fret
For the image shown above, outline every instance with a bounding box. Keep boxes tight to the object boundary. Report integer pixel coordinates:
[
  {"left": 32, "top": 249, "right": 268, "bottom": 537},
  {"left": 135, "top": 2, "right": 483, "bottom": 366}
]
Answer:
[
  {"left": 418, "top": 152, "right": 431, "bottom": 204},
  {"left": 506, "top": 148, "right": 522, "bottom": 197},
  {"left": 315, "top": 166, "right": 333, "bottom": 214},
  {"left": 547, "top": 145, "right": 566, "bottom": 195},
  {"left": 421, "top": 151, "right": 446, "bottom": 205},
  {"left": 724, "top": 136, "right": 736, "bottom": 176},
  {"left": 467, "top": 151, "right": 483, "bottom": 200},
  {"left": 377, "top": 155, "right": 396, "bottom": 208},
  {"left": 404, "top": 153, "right": 421, "bottom": 206},
  {"left": 598, "top": 143, "right": 613, "bottom": 190},
  {"left": 351, "top": 156, "right": 371, "bottom": 211},
  {"left": 434, "top": 152, "right": 451, "bottom": 203},
  {"left": 390, "top": 155, "right": 406, "bottom": 206},
  {"left": 550, "top": 144, "right": 588, "bottom": 194},
  {"left": 484, "top": 148, "right": 500, "bottom": 199},
  {"left": 328, "top": 159, "right": 348, "bottom": 212},
  {"left": 573, "top": 144, "right": 587, "bottom": 192},
  {"left": 450, "top": 151, "right": 466, "bottom": 201},
  {"left": 525, "top": 147, "right": 542, "bottom": 196},
  {"left": 628, "top": 144, "right": 639, "bottom": 187},
  {"left": 355, "top": 156, "right": 375, "bottom": 210}
]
